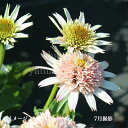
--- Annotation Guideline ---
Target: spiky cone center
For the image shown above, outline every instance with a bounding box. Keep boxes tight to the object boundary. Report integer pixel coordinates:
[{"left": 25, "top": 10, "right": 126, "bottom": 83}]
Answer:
[
  {"left": 0, "top": 18, "right": 16, "bottom": 42},
  {"left": 55, "top": 53, "right": 103, "bottom": 94},
  {"left": 62, "top": 22, "right": 95, "bottom": 48}
]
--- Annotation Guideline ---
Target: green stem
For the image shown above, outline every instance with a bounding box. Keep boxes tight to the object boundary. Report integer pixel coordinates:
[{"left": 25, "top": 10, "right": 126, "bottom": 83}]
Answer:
[
  {"left": 43, "top": 84, "right": 58, "bottom": 110},
  {"left": 15, "top": 67, "right": 34, "bottom": 79},
  {"left": 0, "top": 44, "right": 5, "bottom": 68}
]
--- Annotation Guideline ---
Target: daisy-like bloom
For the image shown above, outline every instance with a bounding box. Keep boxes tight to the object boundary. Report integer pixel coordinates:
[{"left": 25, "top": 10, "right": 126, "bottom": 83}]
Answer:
[
  {"left": 0, "top": 4, "right": 33, "bottom": 48},
  {"left": 20, "top": 110, "right": 86, "bottom": 128},
  {"left": 34, "top": 48, "right": 120, "bottom": 111},
  {"left": 47, "top": 8, "right": 111, "bottom": 54}
]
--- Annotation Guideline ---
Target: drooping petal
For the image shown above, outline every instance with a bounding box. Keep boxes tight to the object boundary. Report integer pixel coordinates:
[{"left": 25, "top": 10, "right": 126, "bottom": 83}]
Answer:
[
  {"left": 68, "top": 90, "right": 79, "bottom": 111},
  {"left": 10, "top": 5, "right": 20, "bottom": 21},
  {"left": 93, "top": 88, "right": 113, "bottom": 104},
  {"left": 56, "top": 86, "right": 72, "bottom": 101},
  {"left": 101, "top": 80, "right": 121, "bottom": 91},
  {"left": 79, "top": 12, "right": 85, "bottom": 24},
  {"left": 52, "top": 45, "right": 62, "bottom": 57},
  {"left": 4, "top": 4, "right": 10, "bottom": 18},
  {"left": 94, "top": 40, "right": 111, "bottom": 45},
  {"left": 38, "top": 77, "right": 59, "bottom": 87},
  {"left": 46, "top": 36, "right": 65, "bottom": 44},
  {"left": 103, "top": 71, "right": 116, "bottom": 78},
  {"left": 84, "top": 93, "right": 97, "bottom": 111},
  {"left": 90, "top": 25, "right": 102, "bottom": 31},
  {"left": 99, "top": 61, "right": 109, "bottom": 70},
  {"left": 41, "top": 51, "right": 57, "bottom": 68},
  {"left": 63, "top": 8, "right": 72, "bottom": 22}
]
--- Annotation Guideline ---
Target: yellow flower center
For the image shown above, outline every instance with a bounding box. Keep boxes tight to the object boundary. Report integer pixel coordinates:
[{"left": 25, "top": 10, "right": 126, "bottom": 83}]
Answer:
[
  {"left": 0, "top": 18, "right": 16, "bottom": 40},
  {"left": 63, "top": 22, "right": 95, "bottom": 48},
  {"left": 75, "top": 58, "right": 86, "bottom": 67}
]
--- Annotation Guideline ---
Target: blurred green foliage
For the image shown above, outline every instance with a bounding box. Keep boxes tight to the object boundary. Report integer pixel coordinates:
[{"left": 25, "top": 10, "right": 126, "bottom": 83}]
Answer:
[{"left": 0, "top": 62, "right": 34, "bottom": 112}]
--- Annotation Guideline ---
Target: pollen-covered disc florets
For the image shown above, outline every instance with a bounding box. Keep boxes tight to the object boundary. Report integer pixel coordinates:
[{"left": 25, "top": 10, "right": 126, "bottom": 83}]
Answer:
[{"left": 47, "top": 8, "right": 111, "bottom": 53}]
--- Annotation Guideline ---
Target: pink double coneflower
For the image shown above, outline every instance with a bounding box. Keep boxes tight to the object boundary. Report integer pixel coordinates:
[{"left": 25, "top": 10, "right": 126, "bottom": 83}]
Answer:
[{"left": 34, "top": 48, "right": 120, "bottom": 111}]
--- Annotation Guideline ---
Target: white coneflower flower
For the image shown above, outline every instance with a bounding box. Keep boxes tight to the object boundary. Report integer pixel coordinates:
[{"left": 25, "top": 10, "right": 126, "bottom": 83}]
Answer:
[
  {"left": 47, "top": 8, "right": 111, "bottom": 54},
  {"left": 34, "top": 48, "right": 120, "bottom": 111},
  {"left": 20, "top": 110, "right": 86, "bottom": 128},
  {"left": 0, "top": 4, "right": 33, "bottom": 48}
]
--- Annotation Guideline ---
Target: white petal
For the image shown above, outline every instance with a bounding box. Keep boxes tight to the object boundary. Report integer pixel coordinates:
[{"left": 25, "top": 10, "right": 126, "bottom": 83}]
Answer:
[
  {"left": 94, "top": 40, "right": 111, "bottom": 46},
  {"left": 33, "top": 66, "right": 53, "bottom": 71},
  {"left": 49, "top": 16, "right": 63, "bottom": 33},
  {"left": 3, "top": 116, "right": 11, "bottom": 124},
  {"left": 76, "top": 124, "right": 86, "bottom": 128},
  {"left": 1, "top": 64, "right": 9, "bottom": 72},
  {"left": 10, "top": 5, "right": 20, "bottom": 21},
  {"left": 90, "top": 25, "right": 102, "bottom": 31},
  {"left": 84, "top": 93, "right": 97, "bottom": 111},
  {"left": 18, "top": 22, "right": 33, "bottom": 31},
  {"left": 11, "top": 125, "right": 20, "bottom": 128},
  {"left": 76, "top": 50, "right": 83, "bottom": 59},
  {"left": 53, "top": 13, "right": 66, "bottom": 25},
  {"left": 41, "top": 51, "right": 56, "bottom": 68},
  {"left": 38, "top": 77, "right": 59, "bottom": 87},
  {"left": 93, "top": 88, "right": 113, "bottom": 104},
  {"left": 9, "top": 38, "right": 17, "bottom": 43},
  {"left": 4, "top": 4, "right": 10, "bottom": 18},
  {"left": 56, "top": 86, "right": 72, "bottom": 101},
  {"left": 103, "top": 71, "right": 116, "bottom": 78},
  {"left": 52, "top": 45, "right": 62, "bottom": 57},
  {"left": 86, "top": 45, "right": 105, "bottom": 54},
  {"left": 46, "top": 36, "right": 65, "bottom": 44},
  {"left": 88, "top": 53, "right": 95, "bottom": 58},
  {"left": 79, "top": 12, "right": 85, "bottom": 24},
  {"left": 16, "top": 13, "right": 32, "bottom": 25},
  {"left": 101, "top": 80, "right": 121, "bottom": 91},
  {"left": 0, "top": 111, "right": 3, "bottom": 119},
  {"left": 67, "top": 46, "right": 75, "bottom": 53},
  {"left": 99, "top": 61, "right": 109, "bottom": 70},
  {"left": 5, "top": 44, "right": 14, "bottom": 50},
  {"left": 15, "top": 33, "right": 28, "bottom": 38},
  {"left": 68, "top": 91, "right": 79, "bottom": 111},
  {"left": 63, "top": 8, "right": 72, "bottom": 22},
  {"left": 95, "top": 33, "right": 110, "bottom": 38}
]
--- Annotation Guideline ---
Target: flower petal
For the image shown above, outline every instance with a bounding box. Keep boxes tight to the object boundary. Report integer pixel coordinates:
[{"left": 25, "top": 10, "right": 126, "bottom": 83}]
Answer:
[
  {"left": 53, "top": 13, "right": 66, "bottom": 25},
  {"left": 18, "top": 22, "right": 33, "bottom": 31},
  {"left": 63, "top": 8, "right": 72, "bottom": 22},
  {"left": 79, "top": 12, "right": 85, "bottom": 24},
  {"left": 84, "top": 93, "right": 97, "bottom": 111},
  {"left": 93, "top": 88, "right": 113, "bottom": 104},
  {"left": 3, "top": 116, "right": 12, "bottom": 124},
  {"left": 15, "top": 33, "right": 28, "bottom": 38},
  {"left": 46, "top": 36, "right": 65, "bottom": 44},
  {"left": 103, "top": 71, "right": 116, "bottom": 78},
  {"left": 38, "top": 77, "right": 59, "bottom": 87},
  {"left": 101, "top": 80, "right": 121, "bottom": 91},
  {"left": 76, "top": 124, "right": 86, "bottom": 128},
  {"left": 99, "top": 61, "right": 109, "bottom": 70},
  {"left": 68, "top": 90, "right": 79, "bottom": 111},
  {"left": 90, "top": 25, "right": 102, "bottom": 31},
  {"left": 49, "top": 16, "right": 63, "bottom": 33},
  {"left": 33, "top": 66, "right": 53, "bottom": 71},
  {"left": 10, "top": 5, "right": 20, "bottom": 21},
  {"left": 94, "top": 40, "right": 111, "bottom": 45},
  {"left": 86, "top": 45, "right": 105, "bottom": 54},
  {"left": 16, "top": 13, "right": 32, "bottom": 25},
  {"left": 1, "top": 64, "right": 9, "bottom": 72},
  {"left": 4, "top": 4, "right": 10, "bottom": 18},
  {"left": 41, "top": 51, "right": 56, "bottom": 68},
  {"left": 95, "top": 33, "right": 110, "bottom": 38}
]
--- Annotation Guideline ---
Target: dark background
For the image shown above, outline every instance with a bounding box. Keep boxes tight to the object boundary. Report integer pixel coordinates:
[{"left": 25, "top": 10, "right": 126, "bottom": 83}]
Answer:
[{"left": 0, "top": 0, "right": 128, "bottom": 127}]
